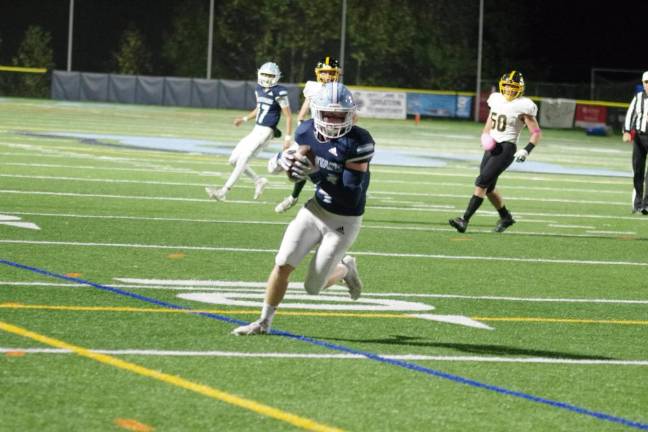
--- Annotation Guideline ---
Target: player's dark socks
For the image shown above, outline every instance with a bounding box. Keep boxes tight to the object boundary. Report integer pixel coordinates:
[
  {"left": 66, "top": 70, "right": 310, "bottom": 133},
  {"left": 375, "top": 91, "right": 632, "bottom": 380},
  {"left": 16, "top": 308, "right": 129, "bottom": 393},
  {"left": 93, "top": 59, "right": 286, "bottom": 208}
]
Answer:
[
  {"left": 497, "top": 206, "right": 512, "bottom": 220},
  {"left": 463, "top": 195, "right": 484, "bottom": 222},
  {"left": 291, "top": 180, "right": 306, "bottom": 199}
]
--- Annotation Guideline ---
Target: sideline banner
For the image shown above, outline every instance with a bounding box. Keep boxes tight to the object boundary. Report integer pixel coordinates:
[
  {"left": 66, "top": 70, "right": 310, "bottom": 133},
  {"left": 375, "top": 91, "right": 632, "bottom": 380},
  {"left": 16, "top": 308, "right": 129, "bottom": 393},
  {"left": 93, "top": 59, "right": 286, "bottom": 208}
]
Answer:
[
  {"left": 353, "top": 90, "right": 407, "bottom": 119},
  {"left": 539, "top": 98, "right": 576, "bottom": 128},
  {"left": 574, "top": 104, "right": 607, "bottom": 128},
  {"left": 407, "top": 93, "right": 472, "bottom": 119}
]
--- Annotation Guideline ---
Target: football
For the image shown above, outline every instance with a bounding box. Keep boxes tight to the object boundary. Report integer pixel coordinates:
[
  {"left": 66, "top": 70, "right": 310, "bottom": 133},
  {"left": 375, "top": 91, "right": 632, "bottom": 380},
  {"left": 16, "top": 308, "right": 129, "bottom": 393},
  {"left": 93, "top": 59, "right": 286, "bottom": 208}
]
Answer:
[
  {"left": 286, "top": 148, "right": 315, "bottom": 182},
  {"left": 481, "top": 132, "right": 496, "bottom": 151}
]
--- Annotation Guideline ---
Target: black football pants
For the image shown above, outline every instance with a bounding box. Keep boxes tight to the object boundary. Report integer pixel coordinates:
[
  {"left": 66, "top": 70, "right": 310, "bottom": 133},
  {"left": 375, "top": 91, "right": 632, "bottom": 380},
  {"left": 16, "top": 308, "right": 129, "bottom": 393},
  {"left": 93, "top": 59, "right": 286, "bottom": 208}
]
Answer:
[
  {"left": 475, "top": 141, "right": 516, "bottom": 193},
  {"left": 632, "top": 134, "right": 648, "bottom": 210}
]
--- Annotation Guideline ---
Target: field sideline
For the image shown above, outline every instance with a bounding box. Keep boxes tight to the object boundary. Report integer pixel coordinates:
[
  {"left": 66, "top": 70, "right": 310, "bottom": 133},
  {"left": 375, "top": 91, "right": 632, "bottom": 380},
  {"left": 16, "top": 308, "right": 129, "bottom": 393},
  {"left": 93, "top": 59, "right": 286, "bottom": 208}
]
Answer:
[{"left": 1, "top": 98, "right": 647, "bottom": 431}]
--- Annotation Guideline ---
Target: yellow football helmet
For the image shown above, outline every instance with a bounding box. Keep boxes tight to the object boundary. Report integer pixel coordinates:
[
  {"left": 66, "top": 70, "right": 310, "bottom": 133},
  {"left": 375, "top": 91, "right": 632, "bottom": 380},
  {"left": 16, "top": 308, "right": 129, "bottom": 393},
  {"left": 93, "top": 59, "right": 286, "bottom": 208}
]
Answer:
[
  {"left": 315, "top": 57, "right": 341, "bottom": 83},
  {"left": 499, "top": 70, "right": 525, "bottom": 101}
]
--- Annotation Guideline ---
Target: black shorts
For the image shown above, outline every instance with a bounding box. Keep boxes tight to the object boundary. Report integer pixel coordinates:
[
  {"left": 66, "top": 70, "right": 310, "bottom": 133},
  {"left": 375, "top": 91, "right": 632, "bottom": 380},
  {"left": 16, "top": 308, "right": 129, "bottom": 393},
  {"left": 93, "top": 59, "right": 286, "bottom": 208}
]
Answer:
[{"left": 474, "top": 141, "right": 516, "bottom": 192}]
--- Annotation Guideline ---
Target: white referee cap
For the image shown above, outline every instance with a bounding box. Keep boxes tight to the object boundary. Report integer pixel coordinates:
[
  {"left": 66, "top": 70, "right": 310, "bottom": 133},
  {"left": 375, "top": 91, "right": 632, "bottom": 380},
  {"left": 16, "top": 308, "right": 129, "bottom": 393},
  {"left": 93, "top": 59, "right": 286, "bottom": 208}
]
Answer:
[{"left": 643, "top": 71, "right": 648, "bottom": 82}]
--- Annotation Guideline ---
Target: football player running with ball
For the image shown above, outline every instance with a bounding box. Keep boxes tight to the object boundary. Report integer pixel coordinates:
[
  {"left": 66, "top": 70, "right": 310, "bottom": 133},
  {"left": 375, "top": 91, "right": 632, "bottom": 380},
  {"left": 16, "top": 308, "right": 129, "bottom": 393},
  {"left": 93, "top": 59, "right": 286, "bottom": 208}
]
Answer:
[
  {"left": 271, "top": 56, "right": 342, "bottom": 213},
  {"left": 232, "top": 82, "right": 374, "bottom": 335},
  {"left": 449, "top": 70, "right": 542, "bottom": 233},
  {"left": 205, "top": 62, "right": 292, "bottom": 202}
]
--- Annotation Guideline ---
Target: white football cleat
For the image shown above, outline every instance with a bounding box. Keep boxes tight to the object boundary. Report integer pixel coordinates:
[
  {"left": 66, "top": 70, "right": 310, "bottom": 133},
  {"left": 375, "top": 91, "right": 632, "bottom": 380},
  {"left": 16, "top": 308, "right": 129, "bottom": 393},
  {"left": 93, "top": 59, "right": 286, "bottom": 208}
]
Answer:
[
  {"left": 254, "top": 177, "right": 269, "bottom": 200},
  {"left": 342, "top": 255, "right": 362, "bottom": 300},
  {"left": 231, "top": 320, "right": 269, "bottom": 336},
  {"left": 274, "top": 196, "right": 298, "bottom": 213},
  {"left": 205, "top": 186, "right": 227, "bottom": 201}
]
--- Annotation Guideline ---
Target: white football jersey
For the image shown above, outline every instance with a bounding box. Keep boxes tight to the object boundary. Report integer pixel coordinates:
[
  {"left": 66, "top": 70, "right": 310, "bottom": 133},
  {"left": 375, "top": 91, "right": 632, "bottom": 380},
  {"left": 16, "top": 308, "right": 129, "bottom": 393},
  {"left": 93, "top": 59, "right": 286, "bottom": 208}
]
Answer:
[
  {"left": 303, "top": 80, "right": 322, "bottom": 99},
  {"left": 487, "top": 92, "right": 538, "bottom": 144}
]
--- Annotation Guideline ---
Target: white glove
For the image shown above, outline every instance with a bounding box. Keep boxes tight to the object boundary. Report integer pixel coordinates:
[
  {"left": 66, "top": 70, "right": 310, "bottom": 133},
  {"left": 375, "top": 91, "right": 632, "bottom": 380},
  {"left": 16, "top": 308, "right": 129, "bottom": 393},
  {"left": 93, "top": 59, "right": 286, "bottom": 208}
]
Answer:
[
  {"left": 289, "top": 154, "right": 316, "bottom": 180},
  {"left": 278, "top": 149, "right": 297, "bottom": 171},
  {"left": 514, "top": 149, "right": 529, "bottom": 162}
]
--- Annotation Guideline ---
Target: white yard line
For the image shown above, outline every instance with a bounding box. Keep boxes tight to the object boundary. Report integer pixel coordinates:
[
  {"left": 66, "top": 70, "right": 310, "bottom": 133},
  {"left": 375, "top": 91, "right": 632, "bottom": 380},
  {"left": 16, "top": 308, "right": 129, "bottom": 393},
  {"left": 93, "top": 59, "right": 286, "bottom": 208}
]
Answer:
[
  {"left": 1, "top": 210, "right": 643, "bottom": 239},
  {"left": 0, "top": 189, "right": 638, "bottom": 209},
  {"left": 373, "top": 179, "right": 627, "bottom": 195},
  {"left": 0, "top": 173, "right": 220, "bottom": 187},
  {"left": 367, "top": 204, "right": 645, "bottom": 222},
  {"left": 586, "top": 230, "right": 637, "bottom": 235},
  {"left": 4, "top": 280, "right": 648, "bottom": 305},
  {"left": 0, "top": 152, "right": 631, "bottom": 184},
  {"left": 1, "top": 239, "right": 646, "bottom": 266},
  {"left": 2, "top": 161, "right": 219, "bottom": 176},
  {"left": 0, "top": 172, "right": 629, "bottom": 195},
  {"left": 1, "top": 347, "right": 646, "bottom": 366},
  {"left": 370, "top": 191, "right": 630, "bottom": 206},
  {"left": 371, "top": 168, "right": 630, "bottom": 185},
  {"left": 548, "top": 224, "right": 596, "bottom": 229}
]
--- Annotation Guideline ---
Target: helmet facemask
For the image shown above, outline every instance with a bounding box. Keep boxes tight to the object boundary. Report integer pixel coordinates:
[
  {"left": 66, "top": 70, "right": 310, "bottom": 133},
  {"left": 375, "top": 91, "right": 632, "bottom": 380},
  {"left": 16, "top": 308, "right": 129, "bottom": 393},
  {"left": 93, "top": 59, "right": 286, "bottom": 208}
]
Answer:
[
  {"left": 499, "top": 71, "right": 525, "bottom": 101},
  {"left": 257, "top": 62, "right": 281, "bottom": 88},
  {"left": 312, "top": 107, "right": 354, "bottom": 140},
  {"left": 310, "top": 82, "right": 355, "bottom": 141},
  {"left": 315, "top": 57, "right": 341, "bottom": 84}
]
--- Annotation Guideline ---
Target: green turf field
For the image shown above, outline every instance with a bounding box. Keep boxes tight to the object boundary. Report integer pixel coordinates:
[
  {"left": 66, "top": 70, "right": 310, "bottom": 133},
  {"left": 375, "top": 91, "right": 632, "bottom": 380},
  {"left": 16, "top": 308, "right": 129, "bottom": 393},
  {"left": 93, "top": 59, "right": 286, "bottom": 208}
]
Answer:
[{"left": 0, "top": 98, "right": 647, "bottom": 431}]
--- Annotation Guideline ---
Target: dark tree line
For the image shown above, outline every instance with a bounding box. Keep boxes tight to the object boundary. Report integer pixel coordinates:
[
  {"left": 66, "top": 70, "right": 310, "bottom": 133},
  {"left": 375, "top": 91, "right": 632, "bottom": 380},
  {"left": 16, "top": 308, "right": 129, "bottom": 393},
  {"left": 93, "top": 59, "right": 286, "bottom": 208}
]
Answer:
[
  {"left": 160, "top": 0, "right": 538, "bottom": 90},
  {"left": 3, "top": 0, "right": 544, "bottom": 95}
]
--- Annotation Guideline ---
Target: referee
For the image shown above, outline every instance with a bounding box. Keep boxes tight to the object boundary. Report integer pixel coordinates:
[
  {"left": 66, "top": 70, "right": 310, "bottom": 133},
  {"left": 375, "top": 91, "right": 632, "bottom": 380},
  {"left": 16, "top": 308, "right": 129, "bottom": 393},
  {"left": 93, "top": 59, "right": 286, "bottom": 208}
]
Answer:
[{"left": 623, "top": 71, "right": 648, "bottom": 214}]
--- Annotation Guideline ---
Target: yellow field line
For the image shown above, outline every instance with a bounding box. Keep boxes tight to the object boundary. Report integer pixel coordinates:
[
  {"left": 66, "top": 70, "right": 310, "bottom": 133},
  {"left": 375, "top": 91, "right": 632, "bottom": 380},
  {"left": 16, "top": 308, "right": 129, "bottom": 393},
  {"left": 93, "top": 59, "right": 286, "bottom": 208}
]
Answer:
[
  {"left": 0, "top": 319, "right": 343, "bottom": 432},
  {"left": 2, "top": 303, "right": 648, "bottom": 325}
]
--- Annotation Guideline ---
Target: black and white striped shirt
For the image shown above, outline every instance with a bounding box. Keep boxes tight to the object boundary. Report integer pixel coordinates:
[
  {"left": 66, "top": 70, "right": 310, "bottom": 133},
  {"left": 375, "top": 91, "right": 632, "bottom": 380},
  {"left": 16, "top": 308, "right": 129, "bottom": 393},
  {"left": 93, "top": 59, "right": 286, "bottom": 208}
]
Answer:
[{"left": 624, "top": 91, "right": 648, "bottom": 134}]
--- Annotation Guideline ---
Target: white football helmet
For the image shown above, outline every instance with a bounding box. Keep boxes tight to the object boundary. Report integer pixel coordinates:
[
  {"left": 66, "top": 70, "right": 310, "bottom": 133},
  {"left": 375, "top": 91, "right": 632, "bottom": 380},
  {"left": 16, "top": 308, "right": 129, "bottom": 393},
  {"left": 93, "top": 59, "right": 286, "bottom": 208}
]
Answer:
[
  {"left": 310, "top": 82, "right": 356, "bottom": 140},
  {"left": 257, "top": 62, "right": 281, "bottom": 87}
]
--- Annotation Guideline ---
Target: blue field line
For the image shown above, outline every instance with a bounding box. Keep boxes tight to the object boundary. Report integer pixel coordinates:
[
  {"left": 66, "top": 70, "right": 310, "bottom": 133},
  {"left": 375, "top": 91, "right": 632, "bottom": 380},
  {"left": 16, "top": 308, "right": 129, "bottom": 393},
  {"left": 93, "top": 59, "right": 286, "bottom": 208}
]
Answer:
[{"left": 2, "top": 258, "right": 647, "bottom": 430}]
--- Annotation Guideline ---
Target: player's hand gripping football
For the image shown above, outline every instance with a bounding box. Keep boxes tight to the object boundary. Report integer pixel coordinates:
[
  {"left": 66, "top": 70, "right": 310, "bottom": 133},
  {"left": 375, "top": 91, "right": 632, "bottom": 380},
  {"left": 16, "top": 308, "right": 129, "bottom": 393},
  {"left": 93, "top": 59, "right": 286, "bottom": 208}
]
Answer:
[
  {"left": 289, "top": 153, "right": 316, "bottom": 181},
  {"left": 278, "top": 149, "right": 297, "bottom": 171}
]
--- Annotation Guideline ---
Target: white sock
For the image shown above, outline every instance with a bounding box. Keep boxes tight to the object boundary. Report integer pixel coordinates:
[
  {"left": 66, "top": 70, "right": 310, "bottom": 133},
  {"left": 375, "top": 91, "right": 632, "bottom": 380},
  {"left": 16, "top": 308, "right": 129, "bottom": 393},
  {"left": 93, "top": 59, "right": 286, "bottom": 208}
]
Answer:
[{"left": 260, "top": 303, "right": 277, "bottom": 326}]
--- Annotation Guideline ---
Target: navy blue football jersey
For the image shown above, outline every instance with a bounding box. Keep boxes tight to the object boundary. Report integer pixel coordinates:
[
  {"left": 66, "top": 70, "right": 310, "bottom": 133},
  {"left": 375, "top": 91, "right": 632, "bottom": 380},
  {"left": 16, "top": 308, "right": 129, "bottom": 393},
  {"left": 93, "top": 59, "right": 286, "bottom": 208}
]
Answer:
[
  {"left": 295, "top": 120, "right": 374, "bottom": 216},
  {"left": 254, "top": 84, "right": 289, "bottom": 129}
]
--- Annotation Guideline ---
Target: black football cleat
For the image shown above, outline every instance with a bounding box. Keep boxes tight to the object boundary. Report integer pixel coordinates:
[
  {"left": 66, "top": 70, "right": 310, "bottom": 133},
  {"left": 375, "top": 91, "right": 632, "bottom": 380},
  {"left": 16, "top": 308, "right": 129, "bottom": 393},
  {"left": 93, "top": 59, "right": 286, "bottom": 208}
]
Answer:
[
  {"left": 494, "top": 217, "right": 516, "bottom": 233},
  {"left": 449, "top": 217, "right": 467, "bottom": 233},
  {"left": 642, "top": 208, "right": 648, "bottom": 215}
]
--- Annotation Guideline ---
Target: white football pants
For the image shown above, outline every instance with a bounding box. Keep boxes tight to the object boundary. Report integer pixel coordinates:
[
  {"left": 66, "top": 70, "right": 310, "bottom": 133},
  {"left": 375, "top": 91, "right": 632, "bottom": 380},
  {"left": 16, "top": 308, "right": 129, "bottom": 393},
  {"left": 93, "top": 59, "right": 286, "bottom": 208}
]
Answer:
[
  {"left": 224, "top": 125, "right": 274, "bottom": 190},
  {"left": 275, "top": 199, "right": 362, "bottom": 295}
]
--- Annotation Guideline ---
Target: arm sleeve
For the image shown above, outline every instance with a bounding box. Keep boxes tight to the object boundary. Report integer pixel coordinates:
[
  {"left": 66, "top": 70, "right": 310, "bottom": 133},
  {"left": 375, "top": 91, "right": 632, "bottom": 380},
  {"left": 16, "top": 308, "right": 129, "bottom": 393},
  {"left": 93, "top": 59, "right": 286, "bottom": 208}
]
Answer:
[
  {"left": 624, "top": 95, "right": 638, "bottom": 132},
  {"left": 276, "top": 88, "right": 290, "bottom": 109},
  {"left": 317, "top": 168, "right": 368, "bottom": 207},
  {"left": 346, "top": 129, "right": 375, "bottom": 163}
]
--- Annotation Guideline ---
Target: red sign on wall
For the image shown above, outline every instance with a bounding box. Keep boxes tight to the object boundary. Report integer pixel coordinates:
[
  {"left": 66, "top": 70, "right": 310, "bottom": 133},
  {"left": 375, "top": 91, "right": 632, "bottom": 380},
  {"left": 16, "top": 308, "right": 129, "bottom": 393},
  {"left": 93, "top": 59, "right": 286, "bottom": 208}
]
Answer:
[{"left": 575, "top": 104, "right": 607, "bottom": 127}]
